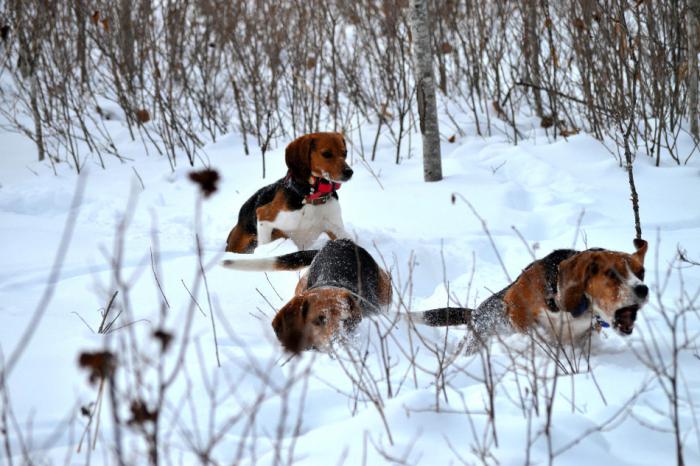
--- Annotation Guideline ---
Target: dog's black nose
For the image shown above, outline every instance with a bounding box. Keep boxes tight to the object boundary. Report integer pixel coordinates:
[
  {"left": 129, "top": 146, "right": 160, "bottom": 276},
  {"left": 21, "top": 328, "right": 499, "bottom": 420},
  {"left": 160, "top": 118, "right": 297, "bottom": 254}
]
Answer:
[
  {"left": 634, "top": 284, "right": 648, "bottom": 299},
  {"left": 342, "top": 166, "right": 354, "bottom": 180}
]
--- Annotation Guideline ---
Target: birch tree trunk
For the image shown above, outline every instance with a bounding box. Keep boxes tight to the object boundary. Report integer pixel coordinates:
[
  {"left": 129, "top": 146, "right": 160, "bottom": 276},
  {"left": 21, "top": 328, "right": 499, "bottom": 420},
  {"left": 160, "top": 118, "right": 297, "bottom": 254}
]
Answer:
[
  {"left": 689, "top": 0, "right": 700, "bottom": 140},
  {"left": 410, "top": 0, "right": 442, "bottom": 182},
  {"left": 73, "top": 0, "right": 88, "bottom": 88},
  {"left": 523, "top": 0, "right": 543, "bottom": 117},
  {"left": 118, "top": 0, "right": 135, "bottom": 88}
]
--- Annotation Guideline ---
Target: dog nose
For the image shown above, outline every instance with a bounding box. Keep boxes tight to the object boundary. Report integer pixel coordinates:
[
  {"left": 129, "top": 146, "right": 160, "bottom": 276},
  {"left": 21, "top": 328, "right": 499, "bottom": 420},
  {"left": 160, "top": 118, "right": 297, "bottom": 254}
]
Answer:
[
  {"left": 634, "top": 284, "right": 648, "bottom": 299},
  {"left": 342, "top": 166, "right": 354, "bottom": 180}
]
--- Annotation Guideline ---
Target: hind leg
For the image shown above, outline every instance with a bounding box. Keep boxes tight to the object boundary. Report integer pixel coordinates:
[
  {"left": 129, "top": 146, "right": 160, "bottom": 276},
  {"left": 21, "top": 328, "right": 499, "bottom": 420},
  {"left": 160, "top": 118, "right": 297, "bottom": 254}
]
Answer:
[
  {"left": 324, "top": 199, "right": 349, "bottom": 240},
  {"left": 377, "top": 269, "right": 393, "bottom": 307},
  {"left": 271, "top": 228, "right": 289, "bottom": 241},
  {"left": 226, "top": 224, "right": 257, "bottom": 253}
]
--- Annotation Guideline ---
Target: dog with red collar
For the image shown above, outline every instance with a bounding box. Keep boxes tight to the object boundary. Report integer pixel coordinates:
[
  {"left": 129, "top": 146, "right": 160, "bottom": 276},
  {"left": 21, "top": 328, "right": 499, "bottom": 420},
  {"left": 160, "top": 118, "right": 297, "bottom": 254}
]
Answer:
[{"left": 226, "top": 132, "right": 352, "bottom": 253}]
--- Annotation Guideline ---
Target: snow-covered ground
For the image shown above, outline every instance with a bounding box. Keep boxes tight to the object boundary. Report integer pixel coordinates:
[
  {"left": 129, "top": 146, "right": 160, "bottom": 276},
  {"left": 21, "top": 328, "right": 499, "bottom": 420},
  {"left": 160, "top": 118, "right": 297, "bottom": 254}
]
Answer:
[{"left": 1, "top": 109, "right": 699, "bottom": 465}]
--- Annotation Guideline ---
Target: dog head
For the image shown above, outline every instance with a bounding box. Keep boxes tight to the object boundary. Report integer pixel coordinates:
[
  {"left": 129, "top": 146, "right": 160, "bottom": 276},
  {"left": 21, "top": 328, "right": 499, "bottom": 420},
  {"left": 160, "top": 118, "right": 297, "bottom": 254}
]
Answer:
[
  {"left": 271, "top": 288, "right": 359, "bottom": 353},
  {"left": 557, "top": 239, "right": 648, "bottom": 335},
  {"left": 285, "top": 132, "right": 353, "bottom": 183}
]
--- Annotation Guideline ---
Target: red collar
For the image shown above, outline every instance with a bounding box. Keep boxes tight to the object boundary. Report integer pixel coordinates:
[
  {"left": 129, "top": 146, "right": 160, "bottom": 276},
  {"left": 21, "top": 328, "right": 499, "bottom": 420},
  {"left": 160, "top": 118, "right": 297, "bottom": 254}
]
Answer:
[{"left": 304, "top": 175, "right": 341, "bottom": 205}]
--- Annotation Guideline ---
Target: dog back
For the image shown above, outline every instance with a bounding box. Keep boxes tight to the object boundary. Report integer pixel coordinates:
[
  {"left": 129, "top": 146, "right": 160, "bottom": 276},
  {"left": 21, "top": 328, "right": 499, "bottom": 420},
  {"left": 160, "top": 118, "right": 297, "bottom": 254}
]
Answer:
[{"left": 306, "top": 239, "right": 382, "bottom": 313}]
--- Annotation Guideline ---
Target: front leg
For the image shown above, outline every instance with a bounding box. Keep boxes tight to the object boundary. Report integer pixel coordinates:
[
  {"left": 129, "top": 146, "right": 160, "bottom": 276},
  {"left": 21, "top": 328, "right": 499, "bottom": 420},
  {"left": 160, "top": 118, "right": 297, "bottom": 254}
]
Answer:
[
  {"left": 324, "top": 200, "right": 349, "bottom": 239},
  {"left": 256, "top": 220, "right": 274, "bottom": 245},
  {"left": 325, "top": 221, "right": 349, "bottom": 240},
  {"left": 256, "top": 195, "right": 288, "bottom": 247}
]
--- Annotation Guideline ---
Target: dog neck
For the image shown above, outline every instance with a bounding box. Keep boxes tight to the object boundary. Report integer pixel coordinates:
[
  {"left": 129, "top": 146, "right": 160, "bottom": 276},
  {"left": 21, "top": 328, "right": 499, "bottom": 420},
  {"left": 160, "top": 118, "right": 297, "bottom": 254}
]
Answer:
[
  {"left": 284, "top": 172, "right": 341, "bottom": 205},
  {"left": 540, "top": 249, "right": 579, "bottom": 314}
]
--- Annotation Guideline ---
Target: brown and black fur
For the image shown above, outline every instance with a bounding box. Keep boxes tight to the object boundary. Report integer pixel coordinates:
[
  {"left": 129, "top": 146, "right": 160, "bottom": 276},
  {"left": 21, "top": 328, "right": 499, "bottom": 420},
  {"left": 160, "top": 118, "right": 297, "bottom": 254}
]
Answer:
[
  {"left": 412, "top": 239, "right": 649, "bottom": 351},
  {"left": 222, "top": 239, "right": 392, "bottom": 353}
]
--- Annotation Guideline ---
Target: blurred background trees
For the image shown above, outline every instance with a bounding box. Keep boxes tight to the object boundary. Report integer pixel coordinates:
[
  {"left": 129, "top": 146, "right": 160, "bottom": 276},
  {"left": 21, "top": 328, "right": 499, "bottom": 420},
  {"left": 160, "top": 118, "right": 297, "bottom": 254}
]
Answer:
[{"left": 0, "top": 0, "right": 697, "bottom": 173}]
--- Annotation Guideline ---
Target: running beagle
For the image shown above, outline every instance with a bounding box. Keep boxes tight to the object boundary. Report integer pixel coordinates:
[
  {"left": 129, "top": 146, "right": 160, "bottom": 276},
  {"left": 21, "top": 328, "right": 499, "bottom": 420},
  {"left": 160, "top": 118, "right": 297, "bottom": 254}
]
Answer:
[
  {"left": 225, "top": 132, "right": 353, "bottom": 253},
  {"left": 411, "top": 239, "right": 649, "bottom": 351},
  {"left": 222, "top": 239, "right": 392, "bottom": 353}
]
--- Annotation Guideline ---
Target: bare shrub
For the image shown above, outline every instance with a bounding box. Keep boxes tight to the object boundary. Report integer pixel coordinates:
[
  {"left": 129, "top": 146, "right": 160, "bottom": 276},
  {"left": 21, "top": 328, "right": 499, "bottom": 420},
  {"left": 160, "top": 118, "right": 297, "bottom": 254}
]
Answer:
[{"left": 1, "top": 0, "right": 695, "bottom": 172}]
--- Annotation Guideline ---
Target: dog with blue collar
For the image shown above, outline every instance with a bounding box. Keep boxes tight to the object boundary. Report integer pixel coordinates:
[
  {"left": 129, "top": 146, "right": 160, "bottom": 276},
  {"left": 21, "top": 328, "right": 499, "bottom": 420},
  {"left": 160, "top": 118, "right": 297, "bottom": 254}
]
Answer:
[{"left": 411, "top": 239, "right": 649, "bottom": 351}]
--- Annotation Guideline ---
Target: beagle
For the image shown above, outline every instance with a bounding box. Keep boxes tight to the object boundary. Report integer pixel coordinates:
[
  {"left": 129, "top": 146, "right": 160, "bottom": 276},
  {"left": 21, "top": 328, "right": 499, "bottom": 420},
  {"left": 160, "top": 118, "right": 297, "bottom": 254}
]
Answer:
[
  {"left": 225, "top": 132, "right": 353, "bottom": 253},
  {"left": 411, "top": 239, "right": 649, "bottom": 350},
  {"left": 222, "top": 239, "right": 392, "bottom": 353}
]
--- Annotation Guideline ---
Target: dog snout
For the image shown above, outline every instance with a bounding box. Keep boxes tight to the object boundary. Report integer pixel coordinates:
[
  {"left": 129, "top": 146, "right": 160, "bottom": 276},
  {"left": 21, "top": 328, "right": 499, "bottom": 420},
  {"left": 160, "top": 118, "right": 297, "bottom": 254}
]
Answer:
[
  {"left": 634, "top": 284, "right": 648, "bottom": 299},
  {"left": 341, "top": 166, "right": 354, "bottom": 181}
]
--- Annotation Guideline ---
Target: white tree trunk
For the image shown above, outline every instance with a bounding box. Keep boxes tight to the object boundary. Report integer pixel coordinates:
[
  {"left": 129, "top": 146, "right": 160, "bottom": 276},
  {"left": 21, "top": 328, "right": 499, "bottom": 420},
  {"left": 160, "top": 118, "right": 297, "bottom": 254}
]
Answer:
[
  {"left": 689, "top": 0, "right": 700, "bottom": 139},
  {"left": 410, "top": 0, "right": 442, "bottom": 182},
  {"left": 523, "top": 0, "right": 543, "bottom": 117}
]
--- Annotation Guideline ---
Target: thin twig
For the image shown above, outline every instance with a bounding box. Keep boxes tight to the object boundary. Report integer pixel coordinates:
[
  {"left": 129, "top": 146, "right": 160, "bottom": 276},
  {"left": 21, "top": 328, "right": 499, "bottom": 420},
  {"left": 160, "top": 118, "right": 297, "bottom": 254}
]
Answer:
[{"left": 452, "top": 193, "right": 511, "bottom": 282}]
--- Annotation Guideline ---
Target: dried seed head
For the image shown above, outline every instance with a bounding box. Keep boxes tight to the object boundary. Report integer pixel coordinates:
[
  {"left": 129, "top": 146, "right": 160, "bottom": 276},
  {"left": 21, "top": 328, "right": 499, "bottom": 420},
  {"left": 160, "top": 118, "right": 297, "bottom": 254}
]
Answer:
[
  {"left": 128, "top": 399, "right": 158, "bottom": 426},
  {"left": 135, "top": 109, "right": 150, "bottom": 124},
  {"left": 189, "top": 169, "right": 220, "bottom": 198},
  {"left": 78, "top": 351, "right": 116, "bottom": 384},
  {"left": 153, "top": 329, "right": 173, "bottom": 352}
]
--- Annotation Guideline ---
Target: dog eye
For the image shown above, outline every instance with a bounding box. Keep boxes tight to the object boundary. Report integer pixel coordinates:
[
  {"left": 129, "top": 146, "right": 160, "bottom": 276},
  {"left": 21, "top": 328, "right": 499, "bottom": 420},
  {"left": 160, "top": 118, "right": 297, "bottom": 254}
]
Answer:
[
  {"left": 635, "top": 268, "right": 645, "bottom": 281},
  {"left": 313, "top": 315, "right": 327, "bottom": 326},
  {"left": 605, "top": 269, "right": 619, "bottom": 281},
  {"left": 322, "top": 151, "right": 333, "bottom": 159}
]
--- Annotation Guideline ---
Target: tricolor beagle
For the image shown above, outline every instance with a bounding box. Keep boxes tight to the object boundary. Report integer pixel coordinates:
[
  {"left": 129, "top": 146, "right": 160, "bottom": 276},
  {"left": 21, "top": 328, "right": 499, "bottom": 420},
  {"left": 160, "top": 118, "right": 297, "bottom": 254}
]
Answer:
[
  {"left": 411, "top": 239, "right": 649, "bottom": 351},
  {"left": 225, "top": 132, "right": 353, "bottom": 253},
  {"left": 222, "top": 239, "right": 392, "bottom": 353}
]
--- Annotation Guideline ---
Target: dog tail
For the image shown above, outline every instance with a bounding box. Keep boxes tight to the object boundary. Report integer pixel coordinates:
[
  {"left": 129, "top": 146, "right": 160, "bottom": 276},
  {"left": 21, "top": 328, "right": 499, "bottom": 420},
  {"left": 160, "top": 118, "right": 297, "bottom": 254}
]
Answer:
[
  {"left": 406, "top": 307, "right": 473, "bottom": 326},
  {"left": 221, "top": 249, "right": 319, "bottom": 272}
]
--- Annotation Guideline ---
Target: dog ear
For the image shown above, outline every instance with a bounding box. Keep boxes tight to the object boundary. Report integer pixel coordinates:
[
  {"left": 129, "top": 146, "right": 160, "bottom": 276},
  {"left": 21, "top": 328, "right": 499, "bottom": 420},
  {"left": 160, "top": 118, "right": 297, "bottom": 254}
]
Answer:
[
  {"left": 271, "top": 297, "right": 308, "bottom": 353},
  {"left": 558, "top": 254, "right": 593, "bottom": 317},
  {"left": 285, "top": 135, "right": 316, "bottom": 181},
  {"left": 632, "top": 238, "right": 648, "bottom": 263},
  {"left": 341, "top": 293, "right": 361, "bottom": 332}
]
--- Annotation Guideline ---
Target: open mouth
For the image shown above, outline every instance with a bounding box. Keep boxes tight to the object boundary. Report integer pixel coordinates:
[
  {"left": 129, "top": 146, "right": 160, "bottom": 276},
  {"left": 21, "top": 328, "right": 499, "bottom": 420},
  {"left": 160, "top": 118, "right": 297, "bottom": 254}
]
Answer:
[{"left": 613, "top": 305, "right": 640, "bottom": 335}]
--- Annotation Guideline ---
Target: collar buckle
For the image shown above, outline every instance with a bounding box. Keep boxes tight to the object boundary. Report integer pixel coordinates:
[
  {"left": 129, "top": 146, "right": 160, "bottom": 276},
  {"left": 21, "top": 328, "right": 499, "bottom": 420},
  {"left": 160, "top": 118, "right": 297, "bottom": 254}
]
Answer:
[{"left": 593, "top": 314, "right": 610, "bottom": 332}]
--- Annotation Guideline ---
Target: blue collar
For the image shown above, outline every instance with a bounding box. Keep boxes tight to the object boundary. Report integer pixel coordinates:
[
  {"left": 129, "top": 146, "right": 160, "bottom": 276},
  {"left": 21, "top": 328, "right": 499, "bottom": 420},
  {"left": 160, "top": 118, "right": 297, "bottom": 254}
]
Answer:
[{"left": 594, "top": 314, "right": 610, "bottom": 329}]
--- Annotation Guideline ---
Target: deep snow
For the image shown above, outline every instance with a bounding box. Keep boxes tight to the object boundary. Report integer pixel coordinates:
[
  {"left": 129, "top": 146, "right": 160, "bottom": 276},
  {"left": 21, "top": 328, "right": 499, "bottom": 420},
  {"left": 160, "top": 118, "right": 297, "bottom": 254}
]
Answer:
[{"left": 1, "top": 108, "right": 699, "bottom": 465}]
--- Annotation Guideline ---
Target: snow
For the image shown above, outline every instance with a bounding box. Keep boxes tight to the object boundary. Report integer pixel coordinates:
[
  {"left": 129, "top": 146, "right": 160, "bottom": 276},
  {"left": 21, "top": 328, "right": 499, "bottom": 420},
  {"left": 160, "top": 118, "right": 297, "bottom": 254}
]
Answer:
[{"left": 1, "top": 108, "right": 699, "bottom": 465}]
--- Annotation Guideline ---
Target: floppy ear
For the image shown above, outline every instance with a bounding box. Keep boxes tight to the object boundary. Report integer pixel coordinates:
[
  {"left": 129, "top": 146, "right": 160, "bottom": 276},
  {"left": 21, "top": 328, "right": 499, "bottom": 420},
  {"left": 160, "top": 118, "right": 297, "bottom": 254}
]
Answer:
[
  {"left": 285, "top": 135, "right": 316, "bottom": 181},
  {"left": 271, "top": 297, "right": 309, "bottom": 353},
  {"left": 632, "top": 238, "right": 648, "bottom": 263},
  {"left": 558, "top": 254, "right": 593, "bottom": 317},
  {"left": 341, "top": 293, "right": 361, "bottom": 332}
]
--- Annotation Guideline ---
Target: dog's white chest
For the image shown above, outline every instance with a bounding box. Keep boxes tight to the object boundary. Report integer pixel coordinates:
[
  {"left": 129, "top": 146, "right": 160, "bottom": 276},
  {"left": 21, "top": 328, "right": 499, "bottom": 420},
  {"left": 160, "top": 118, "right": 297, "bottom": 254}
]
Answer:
[
  {"left": 537, "top": 306, "right": 592, "bottom": 342},
  {"left": 260, "top": 197, "right": 346, "bottom": 249}
]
